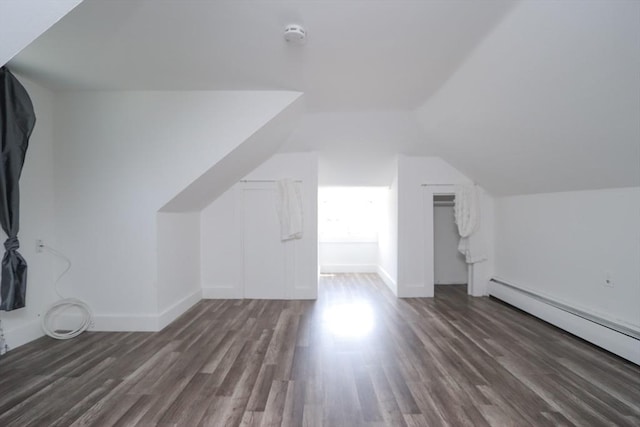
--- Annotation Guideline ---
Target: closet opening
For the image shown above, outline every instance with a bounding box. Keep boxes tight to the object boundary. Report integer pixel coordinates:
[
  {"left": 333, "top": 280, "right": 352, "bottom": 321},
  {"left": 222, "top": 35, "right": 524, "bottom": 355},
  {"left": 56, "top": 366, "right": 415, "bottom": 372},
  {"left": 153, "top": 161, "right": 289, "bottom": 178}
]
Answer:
[{"left": 433, "top": 194, "right": 468, "bottom": 295}]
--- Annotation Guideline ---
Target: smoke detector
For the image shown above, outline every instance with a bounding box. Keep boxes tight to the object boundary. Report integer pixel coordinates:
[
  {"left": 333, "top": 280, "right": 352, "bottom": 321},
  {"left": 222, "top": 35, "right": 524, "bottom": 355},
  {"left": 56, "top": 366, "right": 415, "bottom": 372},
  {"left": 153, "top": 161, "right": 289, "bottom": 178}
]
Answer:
[{"left": 284, "top": 24, "right": 306, "bottom": 44}]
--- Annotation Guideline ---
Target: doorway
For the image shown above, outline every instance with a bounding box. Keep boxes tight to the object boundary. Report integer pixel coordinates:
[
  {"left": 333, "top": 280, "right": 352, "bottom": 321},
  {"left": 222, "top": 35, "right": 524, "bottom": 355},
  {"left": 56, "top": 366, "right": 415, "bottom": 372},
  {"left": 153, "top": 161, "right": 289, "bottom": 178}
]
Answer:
[
  {"left": 318, "top": 187, "right": 387, "bottom": 275},
  {"left": 433, "top": 194, "right": 468, "bottom": 293}
]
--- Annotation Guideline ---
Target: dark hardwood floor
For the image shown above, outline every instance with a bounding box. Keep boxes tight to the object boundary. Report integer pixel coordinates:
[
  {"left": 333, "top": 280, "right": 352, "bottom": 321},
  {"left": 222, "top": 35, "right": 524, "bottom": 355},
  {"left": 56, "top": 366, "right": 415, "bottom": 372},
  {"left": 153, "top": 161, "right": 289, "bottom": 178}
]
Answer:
[{"left": 1, "top": 273, "right": 639, "bottom": 426}]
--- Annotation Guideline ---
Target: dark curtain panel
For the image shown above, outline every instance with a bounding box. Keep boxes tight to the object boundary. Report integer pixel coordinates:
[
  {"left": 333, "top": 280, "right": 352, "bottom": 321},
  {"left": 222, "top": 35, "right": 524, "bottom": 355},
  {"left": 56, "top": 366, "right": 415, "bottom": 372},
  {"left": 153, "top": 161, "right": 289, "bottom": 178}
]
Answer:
[{"left": 0, "top": 66, "right": 35, "bottom": 311}]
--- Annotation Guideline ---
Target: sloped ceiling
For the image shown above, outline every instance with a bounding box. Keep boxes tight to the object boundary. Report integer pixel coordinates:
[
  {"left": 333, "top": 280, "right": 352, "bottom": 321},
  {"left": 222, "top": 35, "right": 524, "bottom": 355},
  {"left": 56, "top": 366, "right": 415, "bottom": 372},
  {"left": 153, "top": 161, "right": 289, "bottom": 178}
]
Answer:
[
  {"left": 9, "top": 0, "right": 515, "bottom": 112},
  {"left": 160, "top": 93, "right": 305, "bottom": 212},
  {"left": 7, "top": 0, "right": 638, "bottom": 195},
  {"left": 416, "top": 0, "right": 640, "bottom": 195},
  {"left": 0, "top": 0, "right": 82, "bottom": 66}
]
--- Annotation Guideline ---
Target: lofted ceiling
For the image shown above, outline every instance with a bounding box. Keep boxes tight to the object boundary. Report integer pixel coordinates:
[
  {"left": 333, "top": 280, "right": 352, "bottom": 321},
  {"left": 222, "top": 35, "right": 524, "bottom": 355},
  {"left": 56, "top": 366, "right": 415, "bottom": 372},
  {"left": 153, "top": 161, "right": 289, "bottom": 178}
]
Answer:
[
  {"left": 6, "top": 0, "right": 639, "bottom": 195},
  {"left": 0, "top": 0, "right": 82, "bottom": 66},
  {"left": 416, "top": 0, "right": 640, "bottom": 194},
  {"left": 9, "top": 0, "right": 515, "bottom": 112}
]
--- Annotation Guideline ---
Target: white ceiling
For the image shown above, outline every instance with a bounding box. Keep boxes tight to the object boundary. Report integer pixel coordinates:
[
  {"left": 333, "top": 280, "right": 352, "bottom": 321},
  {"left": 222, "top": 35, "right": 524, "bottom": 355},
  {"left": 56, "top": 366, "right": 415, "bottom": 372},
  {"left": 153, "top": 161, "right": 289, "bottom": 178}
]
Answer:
[
  {"left": 416, "top": 0, "right": 640, "bottom": 194},
  {"left": 7, "top": 0, "right": 639, "bottom": 195},
  {"left": 9, "top": 0, "right": 515, "bottom": 112},
  {"left": 281, "top": 112, "right": 427, "bottom": 185},
  {"left": 0, "top": 0, "right": 82, "bottom": 66}
]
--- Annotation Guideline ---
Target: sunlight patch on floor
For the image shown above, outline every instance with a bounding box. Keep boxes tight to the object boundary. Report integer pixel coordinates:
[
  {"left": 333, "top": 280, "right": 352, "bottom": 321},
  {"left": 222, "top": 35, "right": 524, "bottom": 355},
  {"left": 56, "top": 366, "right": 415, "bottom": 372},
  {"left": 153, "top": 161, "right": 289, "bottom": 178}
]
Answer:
[{"left": 322, "top": 301, "right": 374, "bottom": 339}]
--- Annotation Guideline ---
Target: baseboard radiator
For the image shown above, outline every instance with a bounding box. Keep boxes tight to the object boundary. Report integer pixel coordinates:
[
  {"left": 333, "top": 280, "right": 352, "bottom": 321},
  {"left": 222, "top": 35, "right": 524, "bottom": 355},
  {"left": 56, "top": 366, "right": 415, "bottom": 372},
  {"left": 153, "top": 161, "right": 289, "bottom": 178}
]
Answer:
[{"left": 489, "top": 278, "right": 640, "bottom": 365}]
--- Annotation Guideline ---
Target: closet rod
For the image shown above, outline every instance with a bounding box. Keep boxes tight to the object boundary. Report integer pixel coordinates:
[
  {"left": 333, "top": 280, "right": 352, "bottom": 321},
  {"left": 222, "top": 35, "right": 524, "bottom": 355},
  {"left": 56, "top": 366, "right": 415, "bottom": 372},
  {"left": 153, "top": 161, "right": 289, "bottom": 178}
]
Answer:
[{"left": 240, "top": 179, "right": 303, "bottom": 183}]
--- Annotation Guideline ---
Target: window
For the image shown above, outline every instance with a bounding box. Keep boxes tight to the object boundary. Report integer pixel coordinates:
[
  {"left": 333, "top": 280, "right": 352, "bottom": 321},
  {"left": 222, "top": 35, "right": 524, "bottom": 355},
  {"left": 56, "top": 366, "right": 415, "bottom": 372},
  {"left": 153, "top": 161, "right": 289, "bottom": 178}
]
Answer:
[{"left": 318, "top": 187, "right": 386, "bottom": 243}]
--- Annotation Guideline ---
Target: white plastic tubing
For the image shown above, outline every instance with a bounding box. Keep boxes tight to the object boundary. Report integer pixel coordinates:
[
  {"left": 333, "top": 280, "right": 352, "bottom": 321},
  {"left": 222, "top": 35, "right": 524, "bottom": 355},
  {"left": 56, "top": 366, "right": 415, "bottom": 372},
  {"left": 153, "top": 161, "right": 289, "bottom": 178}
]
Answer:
[{"left": 40, "top": 245, "right": 92, "bottom": 339}]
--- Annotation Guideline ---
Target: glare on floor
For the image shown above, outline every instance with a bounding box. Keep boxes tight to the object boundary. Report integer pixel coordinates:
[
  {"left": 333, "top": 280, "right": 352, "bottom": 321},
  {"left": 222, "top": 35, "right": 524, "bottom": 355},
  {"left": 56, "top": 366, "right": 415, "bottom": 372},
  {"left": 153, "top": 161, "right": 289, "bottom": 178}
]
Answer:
[{"left": 322, "top": 301, "right": 374, "bottom": 339}]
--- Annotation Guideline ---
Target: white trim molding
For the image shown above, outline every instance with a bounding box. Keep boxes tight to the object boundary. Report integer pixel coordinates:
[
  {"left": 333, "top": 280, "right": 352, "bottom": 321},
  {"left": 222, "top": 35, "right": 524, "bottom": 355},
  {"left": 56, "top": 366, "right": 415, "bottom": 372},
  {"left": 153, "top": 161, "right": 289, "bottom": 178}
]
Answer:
[
  {"left": 157, "top": 289, "right": 202, "bottom": 330},
  {"left": 60, "top": 289, "right": 203, "bottom": 333},
  {"left": 202, "top": 284, "right": 243, "bottom": 299},
  {"left": 320, "top": 264, "right": 378, "bottom": 274},
  {"left": 489, "top": 278, "right": 640, "bottom": 365},
  {"left": 377, "top": 266, "right": 398, "bottom": 296},
  {"left": 4, "top": 319, "right": 43, "bottom": 350}
]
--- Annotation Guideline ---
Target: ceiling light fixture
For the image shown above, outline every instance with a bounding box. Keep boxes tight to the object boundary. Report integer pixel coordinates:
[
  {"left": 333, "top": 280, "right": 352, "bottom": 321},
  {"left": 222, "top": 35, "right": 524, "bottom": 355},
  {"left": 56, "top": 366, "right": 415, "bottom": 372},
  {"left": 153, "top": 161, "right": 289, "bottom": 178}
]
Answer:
[{"left": 284, "top": 24, "right": 306, "bottom": 44}]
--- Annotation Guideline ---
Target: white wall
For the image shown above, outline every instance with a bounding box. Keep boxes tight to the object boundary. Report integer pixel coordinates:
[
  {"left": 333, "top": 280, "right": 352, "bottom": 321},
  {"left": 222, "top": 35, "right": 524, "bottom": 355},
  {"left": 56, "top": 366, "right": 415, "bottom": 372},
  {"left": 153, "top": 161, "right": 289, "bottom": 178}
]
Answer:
[
  {"left": 53, "top": 90, "right": 301, "bottom": 330},
  {"left": 494, "top": 187, "right": 640, "bottom": 330},
  {"left": 281, "top": 112, "right": 425, "bottom": 186},
  {"left": 319, "top": 243, "right": 378, "bottom": 273},
  {"left": 395, "top": 155, "right": 494, "bottom": 297},
  {"left": 0, "top": 75, "right": 58, "bottom": 348},
  {"left": 378, "top": 169, "right": 398, "bottom": 294},
  {"left": 161, "top": 94, "right": 304, "bottom": 212},
  {"left": 434, "top": 205, "right": 467, "bottom": 285},
  {"left": 201, "top": 153, "right": 318, "bottom": 299},
  {"left": 0, "top": 0, "right": 83, "bottom": 66},
  {"left": 398, "top": 156, "right": 470, "bottom": 297},
  {"left": 471, "top": 186, "right": 495, "bottom": 297},
  {"left": 200, "top": 189, "right": 242, "bottom": 298},
  {"left": 156, "top": 212, "right": 201, "bottom": 328}
]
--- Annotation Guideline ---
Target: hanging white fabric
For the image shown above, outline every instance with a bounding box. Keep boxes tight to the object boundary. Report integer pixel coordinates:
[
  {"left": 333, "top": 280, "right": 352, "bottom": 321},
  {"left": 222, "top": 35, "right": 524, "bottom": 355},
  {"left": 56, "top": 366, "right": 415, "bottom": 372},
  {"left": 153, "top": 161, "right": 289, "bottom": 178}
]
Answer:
[
  {"left": 454, "top": 185, "right": 479, "bottom": 237},
  {"left": 276, "top": 178, "right": 304, "bottom": 241},
  {"left": 454, "top": 184, "right": 487, "bottom": 264}
]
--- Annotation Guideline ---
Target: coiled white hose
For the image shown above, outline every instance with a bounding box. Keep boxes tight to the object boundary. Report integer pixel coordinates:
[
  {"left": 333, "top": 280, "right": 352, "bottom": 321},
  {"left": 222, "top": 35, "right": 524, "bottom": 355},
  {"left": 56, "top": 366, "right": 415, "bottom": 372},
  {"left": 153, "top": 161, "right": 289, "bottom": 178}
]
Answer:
[
  {"left": 40, "top": 245, "right": 92, "bottom": 340},
  {"left": 42, "top": 298, "right": 92, "bottom": 339}
]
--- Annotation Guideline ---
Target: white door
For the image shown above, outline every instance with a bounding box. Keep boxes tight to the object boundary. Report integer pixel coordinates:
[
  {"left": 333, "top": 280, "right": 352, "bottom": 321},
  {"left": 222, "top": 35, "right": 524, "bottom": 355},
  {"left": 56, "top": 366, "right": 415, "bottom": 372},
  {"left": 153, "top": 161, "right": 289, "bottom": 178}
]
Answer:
[{"left": 242, "top": 187, "right": 287, "bottom": 299}]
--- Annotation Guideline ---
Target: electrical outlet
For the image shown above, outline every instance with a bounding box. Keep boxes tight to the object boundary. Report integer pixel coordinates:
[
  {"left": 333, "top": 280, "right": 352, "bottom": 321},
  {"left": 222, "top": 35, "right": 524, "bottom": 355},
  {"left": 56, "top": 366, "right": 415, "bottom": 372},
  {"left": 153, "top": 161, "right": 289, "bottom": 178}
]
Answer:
[
  {"left": 35, "top": 239, "right": 43, "bottom": 253},
  {"left": 604, "top": 271, "right": 614, "bottom": 288}
]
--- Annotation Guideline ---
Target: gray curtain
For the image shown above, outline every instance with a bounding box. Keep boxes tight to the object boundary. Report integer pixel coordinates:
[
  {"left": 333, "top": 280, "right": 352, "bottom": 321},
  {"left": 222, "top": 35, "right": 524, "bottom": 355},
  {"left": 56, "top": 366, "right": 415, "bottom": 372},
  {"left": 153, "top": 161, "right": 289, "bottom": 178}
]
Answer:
[{"left": 0, "top": 66, "right": 35, "bottom": 311}]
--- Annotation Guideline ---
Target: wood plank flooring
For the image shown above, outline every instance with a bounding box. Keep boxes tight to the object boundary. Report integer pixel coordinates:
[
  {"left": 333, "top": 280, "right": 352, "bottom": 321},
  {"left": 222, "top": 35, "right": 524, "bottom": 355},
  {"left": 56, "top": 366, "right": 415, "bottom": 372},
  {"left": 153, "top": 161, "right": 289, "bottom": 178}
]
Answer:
[{"left": 1, "top": 273, "right": 639, "bottom": 426}]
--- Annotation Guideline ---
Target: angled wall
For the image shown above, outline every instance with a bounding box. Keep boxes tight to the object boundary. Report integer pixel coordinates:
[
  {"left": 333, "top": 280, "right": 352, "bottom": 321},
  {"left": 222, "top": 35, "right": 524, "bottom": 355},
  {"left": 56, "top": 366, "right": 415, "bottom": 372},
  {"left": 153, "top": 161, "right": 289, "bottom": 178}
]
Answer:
[
  {"left": 0, "top": 0, "right": 83, "bottom": 66},
  {"left": 53, "top": 90, "right": 303, "bottom": 330},
  {"left": 412, "top": 0, "right": 639, "bottom": 361},
  {"left": 160, "top": 96, "right": 304, "bottom": 211},
  {"left": 156, "top": 212, "right": 201, "bottom": 329},
  {"left": 415, "top": 0, "right": 640, "bottom": 196}
]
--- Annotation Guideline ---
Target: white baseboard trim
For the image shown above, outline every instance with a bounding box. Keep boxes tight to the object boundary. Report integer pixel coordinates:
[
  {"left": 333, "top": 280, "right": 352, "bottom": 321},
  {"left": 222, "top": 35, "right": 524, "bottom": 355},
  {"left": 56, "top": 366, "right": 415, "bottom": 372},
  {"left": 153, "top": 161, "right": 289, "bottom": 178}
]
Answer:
[
  {"left": 435, "top": 282, "right": 468, "bottom": 286},
  {"left": 320, "top": 264, "right": 378, "bottom": 273},
  {"left": 38, "top": 306, "right": 163, "bottom": 333},
  {"left": 201, "top": 283, "right": 317, "bottom": 300},
  {"left": 202, "top": 285, "right": 243, "bottom": 299},
  {"left": 397, "top": 283, "right": 433, "bottom": 298},
  {"left": 489, "top": 278, "right": 640, "bottom": 365},
  {"left": 292, "top": 287, "right": 317, "bottom": 300},
  {"left": 4, "top": 289, "right": 204, "bottom": 350},
  {"left": 157, "top": 289, "right": 202, "bottom": 330},
  {"left": 90, "top": 313, "right": 159, "bottom": 332},
  {"left": 377, "top": 266, "right": 398, "bottom": 296},
  {"left": 4, "top": 319, "right": 43, "bottom": 350}
]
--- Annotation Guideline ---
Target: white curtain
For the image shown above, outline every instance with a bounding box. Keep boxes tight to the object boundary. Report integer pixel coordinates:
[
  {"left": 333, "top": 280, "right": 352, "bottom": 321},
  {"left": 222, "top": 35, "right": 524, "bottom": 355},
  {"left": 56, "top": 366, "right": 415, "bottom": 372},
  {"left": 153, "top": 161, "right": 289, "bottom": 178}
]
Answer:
[
  {"left": 276, "top": 178, "right": 303, "bottom": 241},
  {"left": 454, "top": 184, "right": 487, "bottom": 264}
]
